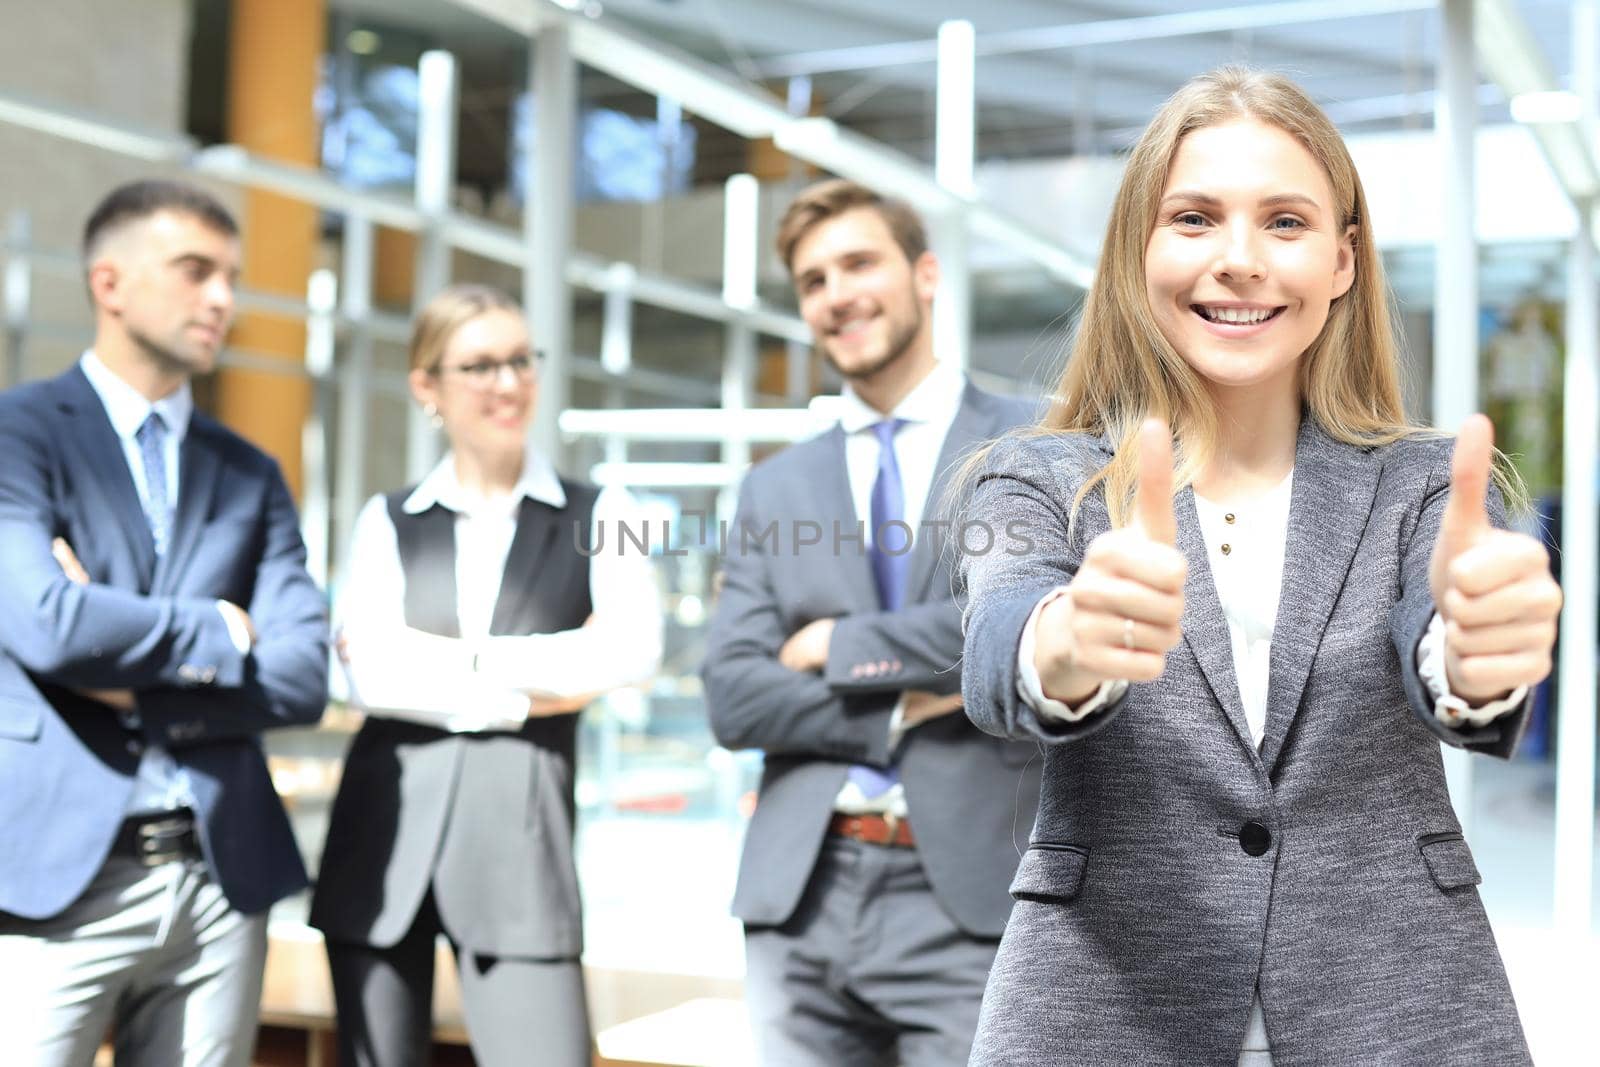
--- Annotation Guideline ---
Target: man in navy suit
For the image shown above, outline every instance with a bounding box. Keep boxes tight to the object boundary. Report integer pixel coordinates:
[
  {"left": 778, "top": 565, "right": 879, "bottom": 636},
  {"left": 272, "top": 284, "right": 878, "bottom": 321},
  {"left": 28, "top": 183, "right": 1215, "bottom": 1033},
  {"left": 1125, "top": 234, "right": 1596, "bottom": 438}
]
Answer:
[{"left": 0, "top": 180, "right": 328, "bottom": 1066}]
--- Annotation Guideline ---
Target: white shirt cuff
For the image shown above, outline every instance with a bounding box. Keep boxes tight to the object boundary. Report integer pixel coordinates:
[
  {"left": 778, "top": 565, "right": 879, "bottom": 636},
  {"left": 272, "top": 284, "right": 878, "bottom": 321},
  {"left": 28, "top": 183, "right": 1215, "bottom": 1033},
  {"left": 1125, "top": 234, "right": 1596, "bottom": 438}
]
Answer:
[
  {"left": 1016, "top": 587, "right": 1129, "bottom": 722},
  {"left": 887, "top": 695, "right": 909, "bottom": 750},
  {"left": 216, "top": 602, "right": 252, "bottom": 653},
  {"left": 1417, "top": 613, "right": 1528, "bottom": 728}
]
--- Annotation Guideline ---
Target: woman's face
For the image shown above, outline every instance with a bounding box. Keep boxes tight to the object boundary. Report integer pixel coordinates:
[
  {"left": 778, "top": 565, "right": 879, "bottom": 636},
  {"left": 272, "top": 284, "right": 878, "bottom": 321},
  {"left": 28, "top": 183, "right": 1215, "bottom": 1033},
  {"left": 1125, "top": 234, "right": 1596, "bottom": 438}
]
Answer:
[
  {"left": 1144, "top": 118, "right": 1355, "bottom": 405},
  {"left": 411, "top": 307, "right": 538, "bottom": 459}
]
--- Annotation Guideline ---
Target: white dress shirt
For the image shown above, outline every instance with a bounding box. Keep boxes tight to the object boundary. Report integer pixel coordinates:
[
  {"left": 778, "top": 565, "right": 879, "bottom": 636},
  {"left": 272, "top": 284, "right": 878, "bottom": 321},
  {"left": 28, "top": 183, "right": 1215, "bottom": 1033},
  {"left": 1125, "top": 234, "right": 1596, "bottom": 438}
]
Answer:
[
  {"left": 837, "top": 358, "right": 967, "bottom": 550},
  {"left": 335, "top": 442, "right": 663, "bottom": 733},
  {"left": 80, "top": 351, "right": 222, "bottom": 815},
  {"left": 831, "top": 359, "right": 968, "bottom": 816}
]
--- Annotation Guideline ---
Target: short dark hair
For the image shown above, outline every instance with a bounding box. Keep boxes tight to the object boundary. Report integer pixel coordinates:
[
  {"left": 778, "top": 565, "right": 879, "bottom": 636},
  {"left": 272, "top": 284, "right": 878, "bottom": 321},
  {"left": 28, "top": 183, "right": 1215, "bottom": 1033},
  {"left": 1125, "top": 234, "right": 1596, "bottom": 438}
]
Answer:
[
  {"left": 82, "top": 180, "right": 238, "bottom": 262},
  {"left": 775, "top": 179, "right": 928, "bottom": 275}
]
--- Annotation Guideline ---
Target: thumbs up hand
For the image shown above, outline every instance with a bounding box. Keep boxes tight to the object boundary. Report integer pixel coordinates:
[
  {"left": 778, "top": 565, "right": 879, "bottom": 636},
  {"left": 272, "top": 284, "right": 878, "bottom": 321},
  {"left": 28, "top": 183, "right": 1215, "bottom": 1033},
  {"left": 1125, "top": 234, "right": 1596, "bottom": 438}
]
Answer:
[
  {"left": 1429, "top": 415, "right": 1561, "bottom": 704},
  {"left": 1033, "top": 419, "right": 1188, "bottom": 705}
]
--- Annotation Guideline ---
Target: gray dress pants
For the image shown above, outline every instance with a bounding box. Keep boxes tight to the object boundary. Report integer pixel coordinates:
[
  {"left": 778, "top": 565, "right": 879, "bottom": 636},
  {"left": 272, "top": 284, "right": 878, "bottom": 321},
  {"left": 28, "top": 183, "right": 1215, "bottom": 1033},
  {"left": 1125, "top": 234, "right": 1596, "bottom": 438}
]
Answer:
[
  {"left": 0, "top": 855, "right": 268, "bottom": 1067},
  {"left": 742, "top": 835, "right": 1000, "bottom": 1067},
  {"left": 324, "top": 889, "right": 591, "bottom": 1067}
]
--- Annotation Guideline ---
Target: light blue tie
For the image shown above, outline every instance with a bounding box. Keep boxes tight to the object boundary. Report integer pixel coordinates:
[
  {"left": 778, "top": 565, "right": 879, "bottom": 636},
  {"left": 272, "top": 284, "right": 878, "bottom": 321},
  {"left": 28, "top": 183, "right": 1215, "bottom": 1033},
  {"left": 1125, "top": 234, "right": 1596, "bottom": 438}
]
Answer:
[
  {"left": 846, "top": 418, "right": 909, "bottom": 800},
  {"left": 136, "top": 412, "right": 170, "bottom": 556}
]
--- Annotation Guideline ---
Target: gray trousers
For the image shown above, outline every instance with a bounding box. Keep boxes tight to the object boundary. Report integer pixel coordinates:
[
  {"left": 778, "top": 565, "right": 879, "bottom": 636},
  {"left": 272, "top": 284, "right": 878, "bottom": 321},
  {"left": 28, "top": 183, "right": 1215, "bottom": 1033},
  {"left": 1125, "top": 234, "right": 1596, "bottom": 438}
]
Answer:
[
  {"left": 324, "top": 890, "right": 591, "bottom": 1067},
  {"left": 0, "top": 855, "right": 269, "bottom": 1067},
  {"left": 742, "top": 836, "right": 1000, "bottom": 1067}
]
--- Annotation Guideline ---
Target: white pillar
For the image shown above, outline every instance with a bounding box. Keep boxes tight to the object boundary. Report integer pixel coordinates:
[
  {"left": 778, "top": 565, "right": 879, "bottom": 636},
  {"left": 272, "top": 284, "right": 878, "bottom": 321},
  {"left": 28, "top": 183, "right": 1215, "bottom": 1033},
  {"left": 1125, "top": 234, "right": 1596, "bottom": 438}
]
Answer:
[
  {"left": 4, "top": 210, "right": 30, "bottom": 387},
  {"left": 600, "top": 262, "right": 634, "bottom": 468},
  {"left": 335, "top": 213, "right": 375, "bottom": 563},
  {"left": 721, "top": 174, "right": 759, "bottom": 518},
  {"left": 933, "top": 19, "right": 975, "bottom": 371},
  {"left": 1435, "top": 0, "right": 1479, "bottom": 831},
  {"left": 408, "top": 49, "right": 459, "bottom": 482},
  {"left": 1553, "top": 0, "right": 1598, "bottom": 937},
  {"left": 528, "top": 21, "right": 577, "bottom": 464},
  {"left": 301, "top": 268, "right": 337, "bottom": 588}
]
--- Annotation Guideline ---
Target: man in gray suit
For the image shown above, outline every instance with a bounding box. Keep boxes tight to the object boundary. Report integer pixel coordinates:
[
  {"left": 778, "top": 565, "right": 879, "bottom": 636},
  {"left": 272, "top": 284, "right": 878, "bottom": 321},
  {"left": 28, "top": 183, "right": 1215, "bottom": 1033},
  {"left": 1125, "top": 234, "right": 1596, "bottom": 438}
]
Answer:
[{"left": 702, "top": 179, "right": 1040, "bottom": 1066}]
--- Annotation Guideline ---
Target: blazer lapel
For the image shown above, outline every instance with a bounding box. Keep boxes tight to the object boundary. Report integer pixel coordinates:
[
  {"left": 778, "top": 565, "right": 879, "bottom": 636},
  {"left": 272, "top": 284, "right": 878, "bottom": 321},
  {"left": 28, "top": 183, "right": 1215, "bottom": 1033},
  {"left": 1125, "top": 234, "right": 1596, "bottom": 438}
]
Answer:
[
  {"left": 906, "top": 384, "right": 988, "bottom": 605},
  {"left": 55, "top": 368, "right": 158, "bottom": 586},
  {"left": 1257, "top": 420, "right": 1382, "bottom": 772},
  {"left": 1176, "top": 486, "right": 1256, "bottom": 757},
  {"left": 812, "top": 425, "right": 880, "bottom": 614},
  {"left": 153, "top": 419, "right": 224, "bottom": 595}
]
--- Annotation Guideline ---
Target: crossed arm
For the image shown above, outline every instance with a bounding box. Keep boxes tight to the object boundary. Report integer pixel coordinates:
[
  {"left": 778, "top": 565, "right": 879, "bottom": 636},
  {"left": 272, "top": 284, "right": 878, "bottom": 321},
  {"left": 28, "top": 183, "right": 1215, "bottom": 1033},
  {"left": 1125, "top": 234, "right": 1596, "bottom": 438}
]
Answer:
[
  {"left": 0, "top": 414, "right": 328, "bottom": 744},
  {"left": 702, "top": 477, "right": 962, "bottom": 762}
]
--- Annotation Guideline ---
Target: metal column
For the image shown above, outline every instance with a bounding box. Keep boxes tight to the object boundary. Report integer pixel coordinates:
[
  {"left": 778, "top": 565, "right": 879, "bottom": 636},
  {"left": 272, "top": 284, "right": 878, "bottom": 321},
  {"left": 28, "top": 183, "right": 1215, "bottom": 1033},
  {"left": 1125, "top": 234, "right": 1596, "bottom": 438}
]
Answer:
[
  {"left": 335, "top": 213, "right": 376, "bottom": 570},
  {"left": 1435, "top": 0, "right": 1479, "bottom": 830},
  {"left": 1554, "top": 0, "right": 1598, "bottom": 937},
  {"left": 407, "top": 49, "right": 459, "bottom": 482},
  {"left": 721, "top": 174, "right": 759, "bottom": 519},
  {"left": 933, "top": 19, "right": 975, "bottom": 371},
  {"left": 301, "top": 268, "right": 337, "bottom": 587},
  {"left": 3, "top": 210, "right": 29, "bottom": 387},
  {"left": 601, "top": 262, "right": 634, "bottom": 468},
  {"left": 528, "top": 20, "right": 578, "bottom": 464}
]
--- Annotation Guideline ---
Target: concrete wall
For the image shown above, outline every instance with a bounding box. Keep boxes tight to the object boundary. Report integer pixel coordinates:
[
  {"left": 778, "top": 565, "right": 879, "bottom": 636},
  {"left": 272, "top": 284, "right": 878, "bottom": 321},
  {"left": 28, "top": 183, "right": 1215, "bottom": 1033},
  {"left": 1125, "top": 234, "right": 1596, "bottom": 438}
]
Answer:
[{"left": 0, "top": 0, "right": 225, "bottom": 384}]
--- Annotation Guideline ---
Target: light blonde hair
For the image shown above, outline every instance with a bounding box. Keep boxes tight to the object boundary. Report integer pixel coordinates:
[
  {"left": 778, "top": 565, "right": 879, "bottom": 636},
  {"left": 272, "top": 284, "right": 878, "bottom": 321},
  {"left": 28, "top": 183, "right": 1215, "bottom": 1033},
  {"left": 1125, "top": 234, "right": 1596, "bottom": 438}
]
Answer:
[
  {"left": 408, "top": 283, "right": 521, "bottom": 373},
  {"left": 776, "top": 178, "right": 928, "bottom": 275},
  {"left": 1024, "top": 66, "right": 1522, "bottom": 526}
]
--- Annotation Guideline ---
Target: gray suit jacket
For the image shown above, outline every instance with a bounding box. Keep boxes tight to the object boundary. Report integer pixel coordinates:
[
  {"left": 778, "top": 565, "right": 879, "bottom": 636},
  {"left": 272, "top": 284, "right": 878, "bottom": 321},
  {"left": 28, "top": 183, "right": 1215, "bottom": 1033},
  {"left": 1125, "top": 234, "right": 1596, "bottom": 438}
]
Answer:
[
  {"left": 703, "top": 383, "right": 1041, "bottom": 938},
  {"left": 958, "top": 418, "right": 1531, "bottom": 1065}
]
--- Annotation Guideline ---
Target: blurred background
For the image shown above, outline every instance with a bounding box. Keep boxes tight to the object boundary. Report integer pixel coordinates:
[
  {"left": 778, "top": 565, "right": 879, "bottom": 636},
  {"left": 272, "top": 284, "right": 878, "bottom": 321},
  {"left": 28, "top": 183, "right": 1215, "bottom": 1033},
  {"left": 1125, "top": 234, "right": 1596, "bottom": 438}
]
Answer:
[{"left": 1, "top": 0, "right": 1595, "bottom": 1063}]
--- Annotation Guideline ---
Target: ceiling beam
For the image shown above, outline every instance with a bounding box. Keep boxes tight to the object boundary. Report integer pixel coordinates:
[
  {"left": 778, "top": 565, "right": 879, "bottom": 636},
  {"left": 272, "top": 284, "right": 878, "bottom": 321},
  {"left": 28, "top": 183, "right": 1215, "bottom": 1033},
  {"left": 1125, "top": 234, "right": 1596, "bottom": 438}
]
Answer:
[
  {"left": 1474, "top": 0, "right": 1600, "bottom": 201},
  {"left": 752, "top": 0, "right": 1436, "bottom": 78},
  {"left": 447, "top": 0, "right": 1098, "bottom": 287}
]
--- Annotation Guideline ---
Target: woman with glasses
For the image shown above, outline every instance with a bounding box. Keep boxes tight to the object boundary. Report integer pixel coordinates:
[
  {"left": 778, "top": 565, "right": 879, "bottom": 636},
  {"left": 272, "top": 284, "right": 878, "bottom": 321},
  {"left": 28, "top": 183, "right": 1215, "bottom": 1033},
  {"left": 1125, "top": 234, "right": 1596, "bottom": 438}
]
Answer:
[{"left": 311, "top": 283, "right": 662, "bottom": 1067}]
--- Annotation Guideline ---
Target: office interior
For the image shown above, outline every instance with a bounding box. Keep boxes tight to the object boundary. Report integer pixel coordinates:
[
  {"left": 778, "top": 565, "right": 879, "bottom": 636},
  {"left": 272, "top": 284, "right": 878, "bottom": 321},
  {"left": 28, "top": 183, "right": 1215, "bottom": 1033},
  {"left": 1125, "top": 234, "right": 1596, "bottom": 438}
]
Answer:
[{"left": 0, "top": 0, "right": 1596, "bottom": 1063}]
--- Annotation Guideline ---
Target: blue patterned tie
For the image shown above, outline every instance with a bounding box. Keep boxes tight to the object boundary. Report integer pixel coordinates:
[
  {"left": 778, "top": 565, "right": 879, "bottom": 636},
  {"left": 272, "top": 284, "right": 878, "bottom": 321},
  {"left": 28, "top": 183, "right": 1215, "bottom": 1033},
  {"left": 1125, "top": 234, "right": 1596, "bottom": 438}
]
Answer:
[
  {"left": 136, "top": 412, "right": 170, "bottom": 555},
  {"left": 868, "top": 418, "right": 910, "bottom": 612},
  {"left": 847, "top": 418, "right": 909, "bottom": 799}
]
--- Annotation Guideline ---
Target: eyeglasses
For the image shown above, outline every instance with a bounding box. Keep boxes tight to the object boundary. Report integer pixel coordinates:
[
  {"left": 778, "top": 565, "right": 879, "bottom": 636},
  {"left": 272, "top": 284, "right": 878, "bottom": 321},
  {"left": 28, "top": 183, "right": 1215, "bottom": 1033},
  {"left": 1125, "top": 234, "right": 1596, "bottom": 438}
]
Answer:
[{"left": 432, "top": 351, "right": 543, "bottom": 389}]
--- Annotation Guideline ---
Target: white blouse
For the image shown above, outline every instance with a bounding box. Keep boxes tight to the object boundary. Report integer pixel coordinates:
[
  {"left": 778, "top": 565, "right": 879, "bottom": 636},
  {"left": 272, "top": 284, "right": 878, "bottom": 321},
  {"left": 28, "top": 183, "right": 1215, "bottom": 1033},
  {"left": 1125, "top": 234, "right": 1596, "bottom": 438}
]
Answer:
[
  {"left": 335, "top": 445, "right": 663, "bottom": 734},
  {"left": 1191, "top": 475, "right": 1295, "bottom": 745}
]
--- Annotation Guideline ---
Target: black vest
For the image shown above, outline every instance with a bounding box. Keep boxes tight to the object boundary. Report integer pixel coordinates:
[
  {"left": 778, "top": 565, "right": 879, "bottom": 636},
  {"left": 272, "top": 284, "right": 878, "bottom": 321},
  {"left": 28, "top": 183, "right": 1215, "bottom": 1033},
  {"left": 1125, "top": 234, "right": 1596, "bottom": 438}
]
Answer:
[
  {"left": 386, "top": 482, "right": 597, "bottom": 643},
  {"left": 310, "top": 479, "right": 603, "bottom": 956}
]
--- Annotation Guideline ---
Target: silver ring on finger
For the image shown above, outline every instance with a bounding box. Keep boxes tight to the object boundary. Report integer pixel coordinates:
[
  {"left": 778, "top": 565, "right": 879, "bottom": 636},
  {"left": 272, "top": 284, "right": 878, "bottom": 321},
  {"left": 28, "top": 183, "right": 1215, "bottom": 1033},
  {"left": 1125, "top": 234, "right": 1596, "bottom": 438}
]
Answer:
[{"left": 1123, "top": 617, "right": 1136, "bottom": 651}]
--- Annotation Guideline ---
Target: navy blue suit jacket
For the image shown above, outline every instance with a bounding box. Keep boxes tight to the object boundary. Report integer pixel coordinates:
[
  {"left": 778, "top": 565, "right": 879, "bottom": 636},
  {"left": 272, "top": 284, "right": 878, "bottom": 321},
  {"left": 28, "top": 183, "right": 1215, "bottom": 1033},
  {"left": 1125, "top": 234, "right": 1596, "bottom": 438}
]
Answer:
[{"left": 0, "top": 365, "right": 329, "bottom": 919}]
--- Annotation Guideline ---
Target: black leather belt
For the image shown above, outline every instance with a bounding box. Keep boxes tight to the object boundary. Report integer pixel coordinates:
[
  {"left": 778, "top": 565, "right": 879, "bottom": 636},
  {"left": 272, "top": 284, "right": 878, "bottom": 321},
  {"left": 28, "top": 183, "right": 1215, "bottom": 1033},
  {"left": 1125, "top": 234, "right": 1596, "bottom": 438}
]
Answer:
[{"left": 111, "top": 809, "right": 201, "bottom": 867}]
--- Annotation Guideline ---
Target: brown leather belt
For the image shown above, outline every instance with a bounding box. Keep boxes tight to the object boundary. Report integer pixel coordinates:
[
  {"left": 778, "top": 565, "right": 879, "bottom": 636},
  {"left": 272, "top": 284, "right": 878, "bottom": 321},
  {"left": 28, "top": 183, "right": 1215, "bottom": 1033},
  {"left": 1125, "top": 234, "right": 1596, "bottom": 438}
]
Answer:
[{"left": 828, "top": 812, "right": 916, "bottom": 849}]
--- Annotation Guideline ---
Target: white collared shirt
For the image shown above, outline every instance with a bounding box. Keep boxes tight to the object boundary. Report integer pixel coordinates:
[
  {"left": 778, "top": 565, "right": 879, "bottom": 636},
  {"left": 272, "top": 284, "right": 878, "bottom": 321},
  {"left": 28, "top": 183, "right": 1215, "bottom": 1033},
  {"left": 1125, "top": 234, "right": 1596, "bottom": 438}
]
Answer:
[
  {"left": 78, "top": 351, "right": 197, "bottom": 815},
  {"left": 80, "top": 350, "right": 191, "bottom": 541},
  {"left": 836, "top": 358, "right": 967, "bottom": 548},
  {"left": 831, "top": 360, "right": 967, "bottom": 817},
  {"left": 335, "top": 442, "right": 663, "bottom": 732}
]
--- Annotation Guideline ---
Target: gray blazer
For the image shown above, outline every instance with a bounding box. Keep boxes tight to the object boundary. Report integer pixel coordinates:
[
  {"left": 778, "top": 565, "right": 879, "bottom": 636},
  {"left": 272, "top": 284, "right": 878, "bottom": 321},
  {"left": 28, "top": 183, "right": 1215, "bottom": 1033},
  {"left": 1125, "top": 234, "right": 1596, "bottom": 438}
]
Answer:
[
  {"left": 703, "top": 383, "right": 1041, "bottom": 938},
  {"left": 958, "top": 417, "right": 1532, "bottom": 1065}
]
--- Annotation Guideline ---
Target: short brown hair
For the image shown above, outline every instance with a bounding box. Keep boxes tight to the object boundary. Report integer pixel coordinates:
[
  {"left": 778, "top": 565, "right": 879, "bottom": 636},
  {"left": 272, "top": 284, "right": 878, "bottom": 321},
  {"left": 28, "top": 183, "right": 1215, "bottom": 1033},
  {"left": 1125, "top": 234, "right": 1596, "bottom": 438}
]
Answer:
[
  {"left": 83, "top": 180, "right": 237, "bottom": 264},
  {"left": 408, "top": 283, "right": 520, "bottom": 373},
  {"left": 775, "top": 179, "right": 928, "bottom": 275}
]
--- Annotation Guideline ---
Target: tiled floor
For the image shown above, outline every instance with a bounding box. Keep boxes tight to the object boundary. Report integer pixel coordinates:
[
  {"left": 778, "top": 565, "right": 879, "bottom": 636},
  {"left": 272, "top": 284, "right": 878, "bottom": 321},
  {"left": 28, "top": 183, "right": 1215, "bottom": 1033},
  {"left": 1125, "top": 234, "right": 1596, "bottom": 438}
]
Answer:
[{"left": 574, "top": 753, "right": 1600, "bottom": 1063}]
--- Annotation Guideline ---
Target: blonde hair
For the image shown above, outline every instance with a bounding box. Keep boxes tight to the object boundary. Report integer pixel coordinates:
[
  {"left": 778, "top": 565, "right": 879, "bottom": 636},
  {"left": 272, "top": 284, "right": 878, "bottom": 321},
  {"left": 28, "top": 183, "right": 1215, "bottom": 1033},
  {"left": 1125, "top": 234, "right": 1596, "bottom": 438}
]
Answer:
[
  {"left": 1022, "top": 66, "right": 1451, "bottom": 529},
  {"left": 408, "top": 283, "right": 521, "bottom": 373}
]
